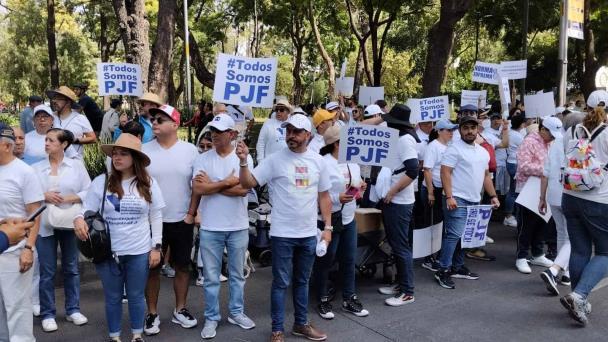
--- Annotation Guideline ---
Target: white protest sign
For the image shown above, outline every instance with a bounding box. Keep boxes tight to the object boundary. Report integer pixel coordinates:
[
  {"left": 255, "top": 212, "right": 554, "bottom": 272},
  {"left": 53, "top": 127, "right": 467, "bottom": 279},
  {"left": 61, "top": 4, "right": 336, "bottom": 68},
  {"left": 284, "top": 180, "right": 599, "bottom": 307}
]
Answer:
[
  {"left": 338, "top": 124, "right": 399, "bottom": 168},
  {"left": 500, "top": 60, "right": 527, "bottom": 80},
  {"left": 407, "top": 95, "right": 450, "bottom": 123},
  {"left": 461, "top": 90, "right": 487, "bottom": 109},
  {"left": 461, "top": 205, "right": 493, "bottom": 249},
  {"left": 516, "top": 176, "right": 552, "bottom": 222},
  {"left": 359, "top": 86, "right": 384, "bottom": 105},
  {"left": 472, "top": 61, "right": 500, "bottom": 85},
  {"left": 96, "top": 62, "right": 143, "bottom": 97},
  {"left": 498, "top": 73, "right": 511, "bottom": 106},
  {"left": 212, "top": 53, "right": 278, "bottom": 108},
  {"left": 335, "top": 77, "right": 354, "bottom": 97},
  {"left": 413, "top": 222, "right": 443, "bottom": 259},
  {"left": 524, "top": 91, "right": 556, "bottom": 118}
]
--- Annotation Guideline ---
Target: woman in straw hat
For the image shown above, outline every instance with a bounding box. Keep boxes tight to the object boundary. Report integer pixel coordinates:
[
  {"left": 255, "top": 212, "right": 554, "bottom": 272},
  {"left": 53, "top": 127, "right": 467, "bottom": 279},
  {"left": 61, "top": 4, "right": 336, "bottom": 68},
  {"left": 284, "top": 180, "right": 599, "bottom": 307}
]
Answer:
[
  {"left": 46, "top": 86, "right": 96, "bottom": 160},
  {"left": 74, "top": 133, "right": 165, "bottom": 342}
]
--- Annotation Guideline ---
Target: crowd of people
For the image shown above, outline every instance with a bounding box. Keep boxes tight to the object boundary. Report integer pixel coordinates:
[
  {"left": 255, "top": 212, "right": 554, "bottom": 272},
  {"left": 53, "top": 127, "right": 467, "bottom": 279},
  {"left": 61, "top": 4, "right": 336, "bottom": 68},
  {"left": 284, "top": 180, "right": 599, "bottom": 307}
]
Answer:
[{"left": 0, "top": 84, "right": 607, "bottom": 342}]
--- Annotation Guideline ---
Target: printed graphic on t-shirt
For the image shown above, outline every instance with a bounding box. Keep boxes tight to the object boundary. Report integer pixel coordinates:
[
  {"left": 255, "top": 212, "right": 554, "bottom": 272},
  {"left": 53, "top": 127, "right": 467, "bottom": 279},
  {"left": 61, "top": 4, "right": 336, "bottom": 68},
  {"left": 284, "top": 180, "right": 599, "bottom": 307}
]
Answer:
[
  {"left": 276, "top": 127, "right": 285, "bottom": 142},
  {"left": 295, "top": 166, "right": 309, "bottom": 188},
  {"left": 107, "top": 194, "right": 121, "bottom": 212},
  {"left": 106, "top": 194, "right": 146, "bottom": 226}
]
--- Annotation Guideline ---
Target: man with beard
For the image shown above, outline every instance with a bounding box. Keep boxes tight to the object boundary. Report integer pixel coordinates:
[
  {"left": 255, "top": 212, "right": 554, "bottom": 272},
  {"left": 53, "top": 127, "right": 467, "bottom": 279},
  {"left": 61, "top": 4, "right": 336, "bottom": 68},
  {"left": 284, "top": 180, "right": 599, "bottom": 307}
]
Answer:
[{"left": 434, "top": 116, "right": 500, "bottom": 290}]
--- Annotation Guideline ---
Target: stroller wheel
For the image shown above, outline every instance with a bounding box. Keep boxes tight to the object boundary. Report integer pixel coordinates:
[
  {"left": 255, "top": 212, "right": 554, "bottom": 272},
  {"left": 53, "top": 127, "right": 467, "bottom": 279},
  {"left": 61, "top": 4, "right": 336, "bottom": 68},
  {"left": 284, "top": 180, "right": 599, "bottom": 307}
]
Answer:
[
  {"left": 359, "top": 264, "right": 377, "bottom": 278},
  {"left": 259, "top": 250, "right": 272, "bottom": 267}
]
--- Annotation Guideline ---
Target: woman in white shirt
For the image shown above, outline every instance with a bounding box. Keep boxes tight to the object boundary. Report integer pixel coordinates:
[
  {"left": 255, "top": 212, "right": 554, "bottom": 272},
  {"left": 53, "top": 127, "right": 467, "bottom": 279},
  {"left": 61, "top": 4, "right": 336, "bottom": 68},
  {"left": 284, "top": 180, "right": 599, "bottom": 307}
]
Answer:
[
  {"left": 74, "top": 133, "right": 165, "bottom": 342},
  {"left": 503, "top": 114, "right": 526, "bottom": 227},
  {"left": 24, "top": 105, "right": 54, "bottom": 165},
  {"left": 313, "top": 124, "right": 369, "bottom": 320},
  {"left": 33, "top": 129, "right": 91, "bottom": 333}
]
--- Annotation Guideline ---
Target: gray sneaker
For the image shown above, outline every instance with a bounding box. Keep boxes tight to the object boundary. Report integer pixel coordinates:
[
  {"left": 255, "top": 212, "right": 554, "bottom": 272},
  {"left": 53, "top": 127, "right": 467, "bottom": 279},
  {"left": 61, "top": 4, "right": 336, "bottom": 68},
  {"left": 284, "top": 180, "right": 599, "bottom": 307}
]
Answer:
[
  {"left": 200, "top": 320, "right": 218, "bottom": 339},
  {"left": 227, "top": 313, "right": 256, "bottom": 330},
  {"left": 560, "top": 293, "right": 588, "bottom": 326}
]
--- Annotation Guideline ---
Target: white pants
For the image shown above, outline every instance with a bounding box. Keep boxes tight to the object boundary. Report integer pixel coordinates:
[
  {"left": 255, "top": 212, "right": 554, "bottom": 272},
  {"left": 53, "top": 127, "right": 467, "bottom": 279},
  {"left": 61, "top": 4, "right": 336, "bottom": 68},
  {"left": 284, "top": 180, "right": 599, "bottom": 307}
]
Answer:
[
  {"left": 0, "top": 248, "right": 35, "bottom": 342},
  {"left": 551, "top": 205, "right": 571, "bottom": 273}
]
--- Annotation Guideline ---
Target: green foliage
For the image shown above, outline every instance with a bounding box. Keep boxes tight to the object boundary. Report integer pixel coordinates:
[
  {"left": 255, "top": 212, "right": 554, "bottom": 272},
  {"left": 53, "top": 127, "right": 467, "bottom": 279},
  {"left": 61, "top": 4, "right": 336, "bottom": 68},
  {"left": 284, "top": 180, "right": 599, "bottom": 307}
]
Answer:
[
  {"left": 83, "top": 143, "right": 107, "bottom": 179},
  {"left": 0, "top": 114, "right": 19, "bottom": 127}
]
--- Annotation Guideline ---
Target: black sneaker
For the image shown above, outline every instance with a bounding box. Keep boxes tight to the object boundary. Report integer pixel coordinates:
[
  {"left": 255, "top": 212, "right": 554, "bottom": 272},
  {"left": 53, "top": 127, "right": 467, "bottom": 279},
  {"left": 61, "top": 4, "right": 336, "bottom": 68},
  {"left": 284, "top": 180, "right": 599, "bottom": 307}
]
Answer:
[
  {"left": 144, "top": 313, "right": 160, "bottom": 336},
  {"left": 434, "top": 269, "right": 455, "bottom": 289},
  {"left": 342, "top": 295, "right": 369, "bottom": 317},
  {"left": 560, "top": 275, "right": 571, "bottom": 286},
  {"left": 421, "top": 259, "right": 440, "bottom": 272},
  {"left": 450, "top": 266, "right": 479, "bottom": 280},
  {"left": 131, "top": 338, "right": 145, "bottom": 342},
  {"left": 540, "top": 269, "right": 559, "bottom": 296},
  {"left": 317, "top": 297, "right": 334, "bottom": 320}
]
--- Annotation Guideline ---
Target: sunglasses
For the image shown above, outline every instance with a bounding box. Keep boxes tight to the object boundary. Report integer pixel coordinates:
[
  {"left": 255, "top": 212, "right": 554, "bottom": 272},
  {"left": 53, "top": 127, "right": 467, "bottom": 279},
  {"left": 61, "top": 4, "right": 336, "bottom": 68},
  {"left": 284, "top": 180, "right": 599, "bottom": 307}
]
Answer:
[
  {"left": 151, "top": 116, "right": 171, "bottom": 124},
  {"left": 276, "top": 107, "right": 289, "bottom": 113}
]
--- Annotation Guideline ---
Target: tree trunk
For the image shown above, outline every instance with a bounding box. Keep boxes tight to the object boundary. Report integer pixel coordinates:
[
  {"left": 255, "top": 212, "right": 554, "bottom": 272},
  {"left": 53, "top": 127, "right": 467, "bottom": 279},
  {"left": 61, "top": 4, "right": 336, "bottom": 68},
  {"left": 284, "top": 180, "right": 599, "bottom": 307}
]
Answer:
[
  {"left": 292, "top": 42, "right": 304, "bottom": 105},
  {"left": 176, "top": 9, "right": 215, "bottom": 88},
  {"left": 148, "top": 0, "right": 177, "bottom": 102},
  {"left": 421, "top": 0, "right": 474, "bottom": 97},
  {"left": 353, "top": 44, "right": 365, "bottom": 98},
  {"left": 112, "top": 0, "right": 151, "bottom": 90},
  {"left": 46, "top": 0, "right": 59, "bottom": 88},
  {"left": 581, "top": 0, "right": 600, "bottom": 99},
  {"left": 308, "top": 0, "right": 335, "bottom": 100}
]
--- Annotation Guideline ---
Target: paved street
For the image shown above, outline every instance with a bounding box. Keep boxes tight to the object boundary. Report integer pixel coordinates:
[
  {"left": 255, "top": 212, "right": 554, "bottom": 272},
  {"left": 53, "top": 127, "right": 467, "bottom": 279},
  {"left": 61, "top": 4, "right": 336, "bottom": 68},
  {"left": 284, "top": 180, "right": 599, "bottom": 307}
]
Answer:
[{"left": 35, "top": 223, "right": 608, "bottom": 342}]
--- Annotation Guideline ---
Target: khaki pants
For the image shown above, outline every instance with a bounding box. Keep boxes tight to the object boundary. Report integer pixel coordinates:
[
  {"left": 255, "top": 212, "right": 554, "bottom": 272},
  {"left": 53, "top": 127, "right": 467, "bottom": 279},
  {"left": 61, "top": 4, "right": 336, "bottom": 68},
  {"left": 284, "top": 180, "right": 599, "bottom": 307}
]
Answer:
[{"left": 0, "top": 247, "right": 34, "bottom": 342}]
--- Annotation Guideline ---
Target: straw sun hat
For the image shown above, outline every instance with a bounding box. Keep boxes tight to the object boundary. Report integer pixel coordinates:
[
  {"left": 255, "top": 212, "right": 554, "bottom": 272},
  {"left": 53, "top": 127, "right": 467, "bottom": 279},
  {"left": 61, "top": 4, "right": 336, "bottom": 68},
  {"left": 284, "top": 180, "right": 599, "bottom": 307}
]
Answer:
[{"left": 101, "top": 133, "right": 151, "bottom": 166}]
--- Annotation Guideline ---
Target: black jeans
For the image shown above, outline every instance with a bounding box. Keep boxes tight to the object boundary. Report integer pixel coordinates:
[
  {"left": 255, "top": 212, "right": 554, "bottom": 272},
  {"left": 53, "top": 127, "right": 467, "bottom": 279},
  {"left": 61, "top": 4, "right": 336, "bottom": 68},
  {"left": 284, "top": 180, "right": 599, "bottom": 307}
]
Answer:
[{"left": 516, "top": 204, "right": 547, "bottom": 259}]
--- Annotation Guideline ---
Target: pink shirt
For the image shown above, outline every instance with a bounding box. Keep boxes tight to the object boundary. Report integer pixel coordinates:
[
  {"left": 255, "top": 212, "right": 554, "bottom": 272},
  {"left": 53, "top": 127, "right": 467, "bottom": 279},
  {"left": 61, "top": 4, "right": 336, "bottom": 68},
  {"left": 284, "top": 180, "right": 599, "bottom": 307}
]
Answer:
[{"left": 515, "top": 132, "right": 549, "bottom": 192}]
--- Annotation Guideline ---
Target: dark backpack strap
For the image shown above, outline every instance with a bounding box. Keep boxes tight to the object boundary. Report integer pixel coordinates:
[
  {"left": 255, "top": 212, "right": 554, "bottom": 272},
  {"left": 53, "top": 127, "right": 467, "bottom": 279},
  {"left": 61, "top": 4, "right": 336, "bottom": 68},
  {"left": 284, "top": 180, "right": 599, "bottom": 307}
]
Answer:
[{"left": 589, "top": 125, "right": 607, "bottom": 143}]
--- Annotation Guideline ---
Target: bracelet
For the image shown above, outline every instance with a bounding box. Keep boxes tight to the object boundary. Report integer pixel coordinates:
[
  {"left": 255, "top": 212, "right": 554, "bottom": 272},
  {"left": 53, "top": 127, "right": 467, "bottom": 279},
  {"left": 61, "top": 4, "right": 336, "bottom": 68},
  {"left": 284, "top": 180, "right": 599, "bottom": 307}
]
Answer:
[
  {"left": 24, "top": 244, "right": 34, "bottom": 251},
  {"left": 239, "top": 162, "right": 248, "bottom": 167},
  {"left": 490, "top": 195, "right": 497, "bottom": 198},
  {"left": 445, "top": 196, "right": 454, "bottom": 199}
]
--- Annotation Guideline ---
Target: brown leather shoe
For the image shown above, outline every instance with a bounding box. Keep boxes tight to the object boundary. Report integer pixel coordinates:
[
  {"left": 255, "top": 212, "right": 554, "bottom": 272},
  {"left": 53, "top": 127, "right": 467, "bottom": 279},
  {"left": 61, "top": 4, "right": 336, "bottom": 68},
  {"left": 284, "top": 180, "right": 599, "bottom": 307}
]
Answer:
[
  {"left": 271, "top": 331, "right": 284, "bottom": 342},
  {"left": 292, "top": 323, "right": 327, "bottom": 341}
]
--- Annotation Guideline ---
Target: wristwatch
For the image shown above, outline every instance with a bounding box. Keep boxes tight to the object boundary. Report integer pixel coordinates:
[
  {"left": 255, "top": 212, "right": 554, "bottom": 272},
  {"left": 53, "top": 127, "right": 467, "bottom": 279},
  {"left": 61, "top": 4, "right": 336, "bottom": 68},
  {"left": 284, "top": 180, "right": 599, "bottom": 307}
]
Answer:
[
  {"left": 153, "top": 243, "right": 162, "bottom": 251},
  {"left": 24, "top": 244, "right": 34, "bottom": 252},
  {"left": 324, "top": 226, "right": 334, "bottom": 232}
]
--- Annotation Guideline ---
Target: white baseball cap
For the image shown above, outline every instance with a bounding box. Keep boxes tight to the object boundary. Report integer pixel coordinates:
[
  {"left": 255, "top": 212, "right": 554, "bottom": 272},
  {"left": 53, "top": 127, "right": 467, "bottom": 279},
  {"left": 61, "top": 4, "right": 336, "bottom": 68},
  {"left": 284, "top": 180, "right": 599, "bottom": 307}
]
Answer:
[
  {"left": 208, "top": 113, "right": 236, "bottom": 132},
  {"left": 33, "top": 104, "right": 53, "bottom": 117},
  {"left": 326, "top": 101, "right": 340, "bottom": 111},
  {"left": 281, "top": 113, "right": 312, "bottom": 132},
  {"left": 587, "top": 90, "right": 608, "bottom": 108},
  {"left": 542, "top": 116, "right": 563, "bottom": 139},
  {"left": 363, "top": 104, "right": 382, "bottom": 117}
]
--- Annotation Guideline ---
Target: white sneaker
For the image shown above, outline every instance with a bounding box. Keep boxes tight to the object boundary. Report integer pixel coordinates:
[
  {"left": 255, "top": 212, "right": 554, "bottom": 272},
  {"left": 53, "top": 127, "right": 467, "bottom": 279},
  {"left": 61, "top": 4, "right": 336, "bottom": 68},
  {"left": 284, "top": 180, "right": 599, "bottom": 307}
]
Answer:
[
  {"left": 486, "top": 236, "right": 494, "bottom": 244},
  {"left": 516, "top": 258, "right": 531, "bottom": 274},
  {"left": 503, "top": 216, "right": 517, "bottom": 227},
  {"left": 196, "top": 276, "right": 204, "bottom": 287},
  {"left": 33, "top": 304, "right": 40, "bottom": 317},
  {"left": 530, "top": 255, "right": 553, "bottom": 268},
  {"left": 201, "top": 320, "right": 218, "bottom": 339},
  {"left": 377, "top": 284, "right": 399, "bottom": 295},
  {"left": 161, "top": 265, "right": 176, "bottom": 278},
  {"left": 219, "top": 274, "right": 228, "bottom": 282},
  {"left": 172, "top": 308, "right": 197, "bottom": 328},
  {"left": 42, "top": 318, "right": 58, "bottom": 332},
  {"left": 384, "top": 293, "right": 415, "bottom": 307},
  {"left": 66, "top": 312, "right": 88, "bottom": 326}
]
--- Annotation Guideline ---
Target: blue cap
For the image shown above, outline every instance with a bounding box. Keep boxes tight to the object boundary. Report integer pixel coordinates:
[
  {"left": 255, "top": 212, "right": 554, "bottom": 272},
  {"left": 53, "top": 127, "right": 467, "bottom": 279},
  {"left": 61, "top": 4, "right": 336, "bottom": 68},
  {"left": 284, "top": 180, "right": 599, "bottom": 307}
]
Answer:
[
  {"left": 459, "top": 104, "right": 478, "bottom": 112},
  {"left": 435, "top": 118, "right": 458, "bottom": 130}
]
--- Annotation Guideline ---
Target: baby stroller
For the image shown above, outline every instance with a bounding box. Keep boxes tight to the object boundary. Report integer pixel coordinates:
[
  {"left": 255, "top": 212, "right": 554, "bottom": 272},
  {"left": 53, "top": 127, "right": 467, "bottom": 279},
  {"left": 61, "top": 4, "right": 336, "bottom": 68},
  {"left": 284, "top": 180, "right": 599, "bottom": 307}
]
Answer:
[{"left": 248, "top": 186, "right": 273, "bottom": 267}]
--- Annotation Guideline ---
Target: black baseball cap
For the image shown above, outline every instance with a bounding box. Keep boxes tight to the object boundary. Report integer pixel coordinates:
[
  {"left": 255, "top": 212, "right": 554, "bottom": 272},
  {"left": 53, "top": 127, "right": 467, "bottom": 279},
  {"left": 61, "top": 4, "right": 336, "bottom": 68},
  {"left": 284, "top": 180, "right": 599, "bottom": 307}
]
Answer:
[
  {"left": 458, "top": 115, "right": 479, "bottom": 126},
  {"left": 0, "top": 124, "right": 15, "bottom": 141}
]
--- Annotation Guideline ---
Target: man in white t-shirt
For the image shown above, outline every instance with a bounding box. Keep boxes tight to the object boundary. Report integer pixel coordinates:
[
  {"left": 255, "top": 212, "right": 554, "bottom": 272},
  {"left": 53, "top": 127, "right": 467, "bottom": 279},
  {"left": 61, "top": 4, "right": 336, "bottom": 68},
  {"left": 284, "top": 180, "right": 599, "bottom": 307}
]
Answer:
[
  {"left": 192, "top": 114, "right": 255, "bottom": 339},
  {"left": 256, "top": 99, "right": 291, "bottom": 163},
  {"left": 0, "top": 125, "right": 44, "bottom": 342},
  {"left": 237, "top": 114, "right": 332, "bottom": 342},
  {"left": 309, "top": 109, "right": 336, "bottom": 154},
  {"left": 142, "top": 105, "right": 199, "bottom": 335},
  {"left": 24, "top": 105, "right": 54, "bottom": 165},
  {"left": 435, "top": 116, "right": 500, "bottom": 290}
]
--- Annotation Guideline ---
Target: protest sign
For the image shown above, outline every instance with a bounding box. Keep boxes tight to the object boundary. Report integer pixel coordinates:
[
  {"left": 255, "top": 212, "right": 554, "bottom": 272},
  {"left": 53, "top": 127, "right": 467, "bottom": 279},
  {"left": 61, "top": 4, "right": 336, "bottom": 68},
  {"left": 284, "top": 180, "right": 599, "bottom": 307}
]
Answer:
[
  {"left": 212, "top": 53, "right": 278, "bottom": 108},
  {"left": 96, "top": 62, "right": 143, "bottom": 97},
  {"left": 500, "top": 60, "right": 527, "bottom": 80},
  {"left": 335, "top": 77, "right": 355, "bottom": 97},
  {"left": 516, "top": 176, "right": 552, "bottom": 222},
  {"left": 498, "top": 73, "right": 511, "bottom": 106},
  {"left": 461, "top": 90, "right": 487, "bottom": 109},
  {"left": 413, "top": 222, "right": 443, "bottom": 259},
  {"left": 340, "top": 59, "right": 347, "bottom": 78},
  {"left": 524, "top": 91, "right": 556, "bottom": 118},
  {"left": 461, "top": 205, "right": 493, "bottom": 249},
  {"left": 472, "top": 61, "right": 500, "bottom": 85},
  {"left": 359, "top": 86, "right": 384, "bottom": 105},
  {"left": 567, "top": 0, "right": 584, "bottom": 40},
  {"left": 338, "top": 124, "right": 399, "bottom": 168},
  {"left": 407, "top": 95, "right": 450, "bottom": 123}
]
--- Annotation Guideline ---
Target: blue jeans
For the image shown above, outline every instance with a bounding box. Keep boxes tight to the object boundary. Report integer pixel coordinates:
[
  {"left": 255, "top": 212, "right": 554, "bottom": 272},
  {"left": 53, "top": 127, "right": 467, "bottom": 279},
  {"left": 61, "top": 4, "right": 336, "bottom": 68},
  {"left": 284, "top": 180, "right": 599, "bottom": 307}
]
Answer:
[
  {"left": 504, "top": 162, "right": 518, "bottom": 215},
  {"left": 36, "top": 230, "right": 81, "bottom": 320},
  {"left": 381, "top": 203, "right": 415, "bottom": 295},
  {"left": 562, "top": 194, "right": 608, "bottom": 298},
  {"left": 313, "top": 220, "right": 357, "bottom": 301},
  {"left": 439, "top": 197, "right": 478, "bottom": 270},
  {"left": 200, "top": 229, "right": 249, "bottom": 321},
  {"left": 95, "top": 253, "right": 149, "bottom": 337},
  {"left": 271, "top": 236, "right": 316, "bottom": 333}
]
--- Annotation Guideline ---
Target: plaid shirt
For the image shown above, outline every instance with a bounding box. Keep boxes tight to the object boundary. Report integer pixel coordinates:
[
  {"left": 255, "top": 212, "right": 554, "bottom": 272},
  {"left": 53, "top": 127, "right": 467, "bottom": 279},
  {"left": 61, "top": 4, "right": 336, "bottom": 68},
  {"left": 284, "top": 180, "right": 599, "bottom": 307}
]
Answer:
[{"left": 515, "top": 132, "right": 549, "bottom": 192}]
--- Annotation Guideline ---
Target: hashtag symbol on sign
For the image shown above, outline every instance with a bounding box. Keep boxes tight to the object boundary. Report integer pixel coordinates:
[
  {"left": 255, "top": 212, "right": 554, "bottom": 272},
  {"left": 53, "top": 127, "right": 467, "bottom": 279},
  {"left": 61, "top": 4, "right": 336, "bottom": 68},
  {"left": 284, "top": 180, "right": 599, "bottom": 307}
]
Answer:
[
  {"left": 103, "top": 64, "right": 109, "bottom": 72},
  {"left": 227, "top": 58, "right": 236, "bottom": 69},
  {"left": 348, "top": 127, "right": 355, "bottom": 135}
]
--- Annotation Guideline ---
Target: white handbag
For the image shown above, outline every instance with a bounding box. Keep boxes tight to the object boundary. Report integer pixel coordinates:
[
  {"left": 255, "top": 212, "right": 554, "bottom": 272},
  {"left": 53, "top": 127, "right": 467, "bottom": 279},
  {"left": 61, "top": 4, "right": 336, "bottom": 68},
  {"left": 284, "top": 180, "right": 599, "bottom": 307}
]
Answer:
[{"left": 47, "top": 203, "right": 82, "bottom": 229}]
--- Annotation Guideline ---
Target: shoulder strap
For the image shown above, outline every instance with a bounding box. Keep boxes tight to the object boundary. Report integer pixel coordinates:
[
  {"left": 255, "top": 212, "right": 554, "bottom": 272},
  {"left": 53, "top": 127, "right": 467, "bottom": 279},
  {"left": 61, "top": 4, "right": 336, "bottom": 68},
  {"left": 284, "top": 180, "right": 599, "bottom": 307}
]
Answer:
[
  {"left": 101, "top": 170, "right": 108, "bottom": 214},
  {"left": 589, "top": 124, "right": 607, "bottom": 143}
]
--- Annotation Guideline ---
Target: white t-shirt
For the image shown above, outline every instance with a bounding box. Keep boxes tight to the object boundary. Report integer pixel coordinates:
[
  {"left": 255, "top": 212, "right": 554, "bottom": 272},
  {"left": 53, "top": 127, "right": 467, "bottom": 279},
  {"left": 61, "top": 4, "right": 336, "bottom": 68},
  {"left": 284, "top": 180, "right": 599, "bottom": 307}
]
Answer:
[
  {"left": 194, "top": 149, "right": 253, "bottom": 231},
  {"left": 390, "top": 134, "right": 418, "bottom": 205},
  {"left": 0, "top": 158, "right": 44, "bottom": 252},
  {"left": 256, "top": 118, "right": 288, "bottom": 162},
  {"left": 507, "top": 129, "right": 525, "bottom": 164},
  {"left": 486, "top": 127, "right": 507, "bottom": 165},
  {"left": 54, "top": 111, "right": 94, "bottom": 159},
  {"left": 543, "top": 138, "right": 564, "bottom": 207},
  {"left": 416, "top": 129, "right": 430, "bottom": 161},
  {"left": 24, "top": 130, "right": 47, "bottom": 164},
  {"left": 82, "top": 175, "right": 165, "bottom": 256},
  {"left": 252, "top": 148, "right": 331, "bottom": 238},
  {"left": 308, "top": 134, "right": 325, "bottom": 154},
  {"left": 423, "top": 139, "right": 448, "bottom": 188},
  {"left": 338, "top": 162, "right": 360, "bottom": 225},
  {"left": 143, "top": 140, "right": 198, "bottom": 223},
  {"left": 441, "top": 138, "right": 490, "bottom": 203},
  {"left": 321, "top": 155, "right": 360, "bottom": 225}
]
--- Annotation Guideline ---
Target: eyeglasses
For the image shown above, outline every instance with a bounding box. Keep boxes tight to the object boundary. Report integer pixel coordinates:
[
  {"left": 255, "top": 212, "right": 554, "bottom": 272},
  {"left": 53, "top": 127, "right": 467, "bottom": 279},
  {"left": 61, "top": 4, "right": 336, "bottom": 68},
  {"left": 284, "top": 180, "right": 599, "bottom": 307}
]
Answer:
[
  {"left": 352, "top": 110, "right": 359, "bottom": 114},
  {"left": 198, "top": 143, "right": 213, "bottom": 152}
]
